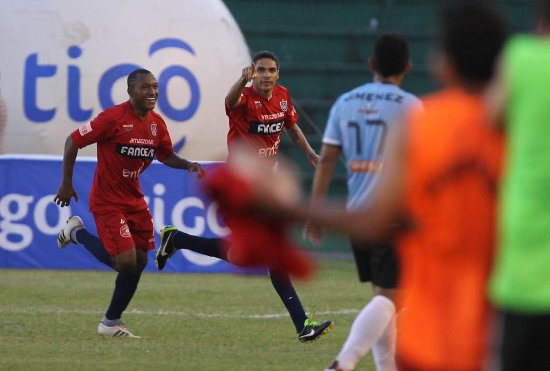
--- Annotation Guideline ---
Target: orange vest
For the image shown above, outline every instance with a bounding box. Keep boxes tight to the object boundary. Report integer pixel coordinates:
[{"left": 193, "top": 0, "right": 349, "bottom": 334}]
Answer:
[{"left": 397, "top": 88, "right": 502, "bottom": 370}]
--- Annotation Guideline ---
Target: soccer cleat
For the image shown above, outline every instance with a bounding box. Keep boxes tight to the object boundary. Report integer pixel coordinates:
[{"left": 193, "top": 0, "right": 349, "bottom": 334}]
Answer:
[
  {"left": 155, "top": 225, "right": 178, "bottom": 270},
  {"left": 98, "top": 321, "right": 141, "bottom": 338},
  {"left": 298, "top": 318, "right": 334, "bottom": 343},
  {"left": 325, "top": 360, "right": 346, "bottom": 371},
  {"left": 57, "top": 216, "right": 84, "bottom": 248}
]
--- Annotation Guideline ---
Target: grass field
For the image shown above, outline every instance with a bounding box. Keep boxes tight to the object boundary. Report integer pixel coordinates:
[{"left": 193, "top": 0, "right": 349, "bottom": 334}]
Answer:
[{"left": 0, "top": 254, "right": 376, "bottom": 370}]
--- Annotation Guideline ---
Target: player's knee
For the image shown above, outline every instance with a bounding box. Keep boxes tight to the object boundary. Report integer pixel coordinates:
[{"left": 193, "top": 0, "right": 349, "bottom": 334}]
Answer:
[{"left": 113, "top": 257, "right": 137, "bottom": 273}]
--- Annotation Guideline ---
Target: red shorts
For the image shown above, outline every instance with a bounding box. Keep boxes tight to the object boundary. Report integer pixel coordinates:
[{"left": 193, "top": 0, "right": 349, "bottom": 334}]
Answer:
[{"left": 93, "top": 208, "right": 155, "bottom": 256}]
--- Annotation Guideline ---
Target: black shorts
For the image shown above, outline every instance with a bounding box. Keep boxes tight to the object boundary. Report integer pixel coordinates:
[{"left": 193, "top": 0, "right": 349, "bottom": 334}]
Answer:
[
  {"left": 494, "top": 310, "right": 550, "bottom": 371},
  {"left": 350, "top": 239, "right": 399, "bottom": 289}
]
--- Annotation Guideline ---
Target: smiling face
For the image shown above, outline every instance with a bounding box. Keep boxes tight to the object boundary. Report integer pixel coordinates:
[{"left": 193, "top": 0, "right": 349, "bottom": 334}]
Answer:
[
  {"left": 252, "top": 58, "right": 279, "bottom": 98},
  {"left": 128, "top": 72, "right": 159, "bottom": 118}
]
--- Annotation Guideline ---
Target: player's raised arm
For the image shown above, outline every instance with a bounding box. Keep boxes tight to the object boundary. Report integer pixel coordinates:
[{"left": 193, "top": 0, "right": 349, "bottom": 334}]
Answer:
[{"left": 225, "top": 62, "right": 256, "bottom": 109}]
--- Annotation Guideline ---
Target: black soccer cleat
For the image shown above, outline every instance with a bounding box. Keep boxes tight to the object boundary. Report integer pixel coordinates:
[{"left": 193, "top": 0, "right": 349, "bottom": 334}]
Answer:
[
  {"left": 155, "top": 226, "right": 178, "bottom": 270},
  {"left": 325, "top": 360, "right": 345, "bottom": 371},
  {"left": 298, "top": 318, "right": 334, "bottom": 343}
]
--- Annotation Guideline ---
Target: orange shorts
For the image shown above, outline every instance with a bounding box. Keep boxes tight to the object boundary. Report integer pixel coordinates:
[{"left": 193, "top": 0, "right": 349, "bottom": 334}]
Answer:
[{"left": 93, "top": 208, "right": 155, "bottom": 256}]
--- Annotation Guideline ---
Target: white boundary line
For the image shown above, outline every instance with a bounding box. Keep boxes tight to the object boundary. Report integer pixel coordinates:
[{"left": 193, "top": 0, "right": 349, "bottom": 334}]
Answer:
[{"left": 0, "top": 307, "right": 360, "bottom": 319}]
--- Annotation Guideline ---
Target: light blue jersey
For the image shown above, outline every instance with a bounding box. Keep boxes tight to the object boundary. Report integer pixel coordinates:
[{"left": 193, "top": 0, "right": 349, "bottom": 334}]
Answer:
[{"left": 323, "top": 82, "right": 421, "bottom": 210}]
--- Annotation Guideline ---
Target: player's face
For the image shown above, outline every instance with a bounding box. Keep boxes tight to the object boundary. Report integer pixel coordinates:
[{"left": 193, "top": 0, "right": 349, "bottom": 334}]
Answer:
[
  {"left": 252, "top": 58, "right": 279, "bottom": 95},
  {"left": 129, "top": 73, "right": 159, "bottom": 113}
]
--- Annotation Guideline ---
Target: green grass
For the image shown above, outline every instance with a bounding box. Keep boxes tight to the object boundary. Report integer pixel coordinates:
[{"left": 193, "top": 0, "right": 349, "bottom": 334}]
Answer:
[{"left": 0, "top": 255, "right": 376, "bottom": 370}]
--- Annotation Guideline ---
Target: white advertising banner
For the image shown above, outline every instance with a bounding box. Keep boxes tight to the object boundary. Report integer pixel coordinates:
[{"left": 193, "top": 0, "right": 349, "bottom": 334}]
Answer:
[{"left": 0, "top": 0, "right": 250, "bottom": 160}]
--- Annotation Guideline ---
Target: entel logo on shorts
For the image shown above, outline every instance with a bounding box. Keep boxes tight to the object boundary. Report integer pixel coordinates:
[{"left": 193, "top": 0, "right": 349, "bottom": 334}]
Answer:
[{"left": 120, "top": 224, "right": 131, "bottom": 238}]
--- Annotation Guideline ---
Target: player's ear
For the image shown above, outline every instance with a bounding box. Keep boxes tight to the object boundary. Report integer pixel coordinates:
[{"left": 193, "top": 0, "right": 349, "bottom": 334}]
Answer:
[
  {"left": 404, "top": 61, "right": 413, "bottom": 75},
  {"left": 368, "top": 57, "right": 376, "bottom": 74}
]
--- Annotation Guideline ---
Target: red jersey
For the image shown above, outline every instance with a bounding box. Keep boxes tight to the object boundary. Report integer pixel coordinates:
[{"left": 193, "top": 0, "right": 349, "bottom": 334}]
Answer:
[
  {"left": 225, "top": 85, "right": 298, "bottom": 164},
  {"left": 71, "top": 101, "right": 174, "bottom": 213}
]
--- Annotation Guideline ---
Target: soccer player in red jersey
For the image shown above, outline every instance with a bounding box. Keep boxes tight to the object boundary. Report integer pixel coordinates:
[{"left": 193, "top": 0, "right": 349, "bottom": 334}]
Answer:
[
  {"left": 155, "top": 52, "right": 334, "bottom": 343},
  {"left": 225, "top": 51, "right": 319, "bottom": 167},
  {"left": 54, "top": 69, "right": 205, "bottom": 338}
]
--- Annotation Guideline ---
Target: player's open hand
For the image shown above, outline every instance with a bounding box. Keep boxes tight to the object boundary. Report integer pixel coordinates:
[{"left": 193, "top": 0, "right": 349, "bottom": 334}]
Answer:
[
  {"left": 54, "top": 182, "right": 79, "bottom": 207},
  {"left": 308, "top": 152, "right": 321, "bottom": 169},
  {"left": 241, "top": 62, "right": 256, "bottom": 83},
  {"left": 188, "top": 162, "right": 206, "bottom": 179}
]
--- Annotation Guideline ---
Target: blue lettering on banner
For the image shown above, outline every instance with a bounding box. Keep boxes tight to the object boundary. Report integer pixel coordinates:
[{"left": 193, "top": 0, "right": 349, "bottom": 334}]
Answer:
[
  {"left": 23, "top": 53, "right": 57, "bottom": 123},
  {"left": 23, "top": 38, "right": 201, "bottom": 124},
  {"left": 0, "top": 156, "right": 263, "bottom": 275}
]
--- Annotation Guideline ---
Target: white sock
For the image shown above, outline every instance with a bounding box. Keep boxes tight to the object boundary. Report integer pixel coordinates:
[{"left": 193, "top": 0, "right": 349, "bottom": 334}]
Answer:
[
  {"left": 336, "top": 295, "right": 396, "bottom": 371},
  {"left": 372, "top": 313, "right": 397, "bottom": 371}
]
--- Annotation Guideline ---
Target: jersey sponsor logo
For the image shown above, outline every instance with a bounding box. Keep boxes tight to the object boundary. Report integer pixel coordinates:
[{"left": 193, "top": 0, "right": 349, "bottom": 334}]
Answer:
[
  {"left": 129, "top": 138, "right": 154, "bottom": 145},
  {"left": 280, "top": 100, "right": 287, "bottom": 111},
  {"left": 79, "top": 122, "right": 93, "bottom": 136},
  {"left": 259, "top": 139, "right": 280, "bottom": 158},
  {"left": 151, "top": 123, "right": 157, "bottom": 136},
  {"left": 260, "top": 112, "right": 285, "bottom": 120},
  {"left": 116, "top": 144, "right": 156, "bottom": 159},
  {"left": 120, "top": 224, "right": 131, "bottom": 238},
  {"left": 249, "top": 119, "right": 285, "bottom": 135},
  {"left": 350, "top": 160, "right": 383, "bottom": 173},
  {"left": 357, "top": 108, "right": 379, "bottom": 115}
]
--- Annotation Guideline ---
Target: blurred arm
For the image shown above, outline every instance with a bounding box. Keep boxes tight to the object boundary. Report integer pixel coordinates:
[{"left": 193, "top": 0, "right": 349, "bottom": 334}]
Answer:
[{"left": 303, "top": 144, "right": 340, "bottom": 245}]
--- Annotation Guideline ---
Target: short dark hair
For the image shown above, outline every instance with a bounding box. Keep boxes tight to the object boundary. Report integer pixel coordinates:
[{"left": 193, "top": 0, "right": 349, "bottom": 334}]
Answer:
[
  {"left": 438, "top": 2, "right": 508, "bottom": 83},
  {"left": 252, "top": 51, "right": 279, "bottom": 69},
  {"left": 371, "top": 34, "right": 410, "bottom": 78},
  {"left": 127, "top": 68, "right": 153, "bottom": 88},
  {"left": 539, "top": 0, "right": 550, "bottom": 24}
]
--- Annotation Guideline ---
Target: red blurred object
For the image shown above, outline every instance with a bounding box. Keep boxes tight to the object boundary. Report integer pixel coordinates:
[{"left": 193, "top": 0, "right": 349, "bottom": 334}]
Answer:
[{"left": 204, "top": 164, "right": 314, "bottom": 280}]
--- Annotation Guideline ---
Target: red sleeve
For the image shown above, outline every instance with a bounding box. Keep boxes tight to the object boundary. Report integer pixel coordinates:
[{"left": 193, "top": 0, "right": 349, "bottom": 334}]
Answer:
[
  {"left": 71, "top": 108, "right": 117, "bottom": 149},
  {"left": 155, "top": 119, "right": 174, "bottom": 162},
  {"left": 225, "top": 93, "right": 249, "bottom": 117},
  {"left": 284, "top": 94, "right": 298, "bottom": 129}
]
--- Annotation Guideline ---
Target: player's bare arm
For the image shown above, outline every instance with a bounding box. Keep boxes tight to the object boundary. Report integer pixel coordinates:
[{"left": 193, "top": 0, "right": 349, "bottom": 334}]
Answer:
[
  {"left": 284, "top": 125, "right": 320, "bottom": 168},
  {"left": 304, "top": 144, "right": 340, "bottom": 245},
  {"left": 161, "top": 152, "right": 206, "bottom": 179},
  {"left": 54, "top": 135, "right": 79, "bottom": 207},
  {"left": 225, "top": 62, "right": 256, "bottom": 109}
]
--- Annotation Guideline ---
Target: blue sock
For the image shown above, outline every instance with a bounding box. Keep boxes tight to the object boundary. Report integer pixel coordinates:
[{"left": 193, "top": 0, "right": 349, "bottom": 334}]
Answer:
[
  {"left": 75, "top": 229, "right": 112, "bottom": 268},
  {"left": 173, "top": 231, "right": 227, "bottom": 260},
  {"left": 269, "top": 269, "right": 308, "bottom": 333},
  {"left": 105, "top": 271, "right": 141, "bottom": 321}
]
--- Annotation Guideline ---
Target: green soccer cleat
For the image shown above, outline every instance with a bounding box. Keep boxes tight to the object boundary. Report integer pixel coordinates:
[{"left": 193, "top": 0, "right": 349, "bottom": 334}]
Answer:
[
  {"left": 155, "top": 226, "right": 178, "bottom": 270},
  {"left": 298, "top": 317, "right": 334, "bottom": 343}
]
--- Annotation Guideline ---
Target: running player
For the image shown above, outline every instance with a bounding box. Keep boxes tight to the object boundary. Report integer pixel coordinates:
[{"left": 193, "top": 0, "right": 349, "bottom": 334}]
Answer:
[
  {"left": 155, "top": 51, "right": 334, "bottom": 343},
  {"left": 312, "top": 34, "right": 420, "bottom": 371},
  {"left": 54, "top": 69, "right": 205, "bottom": 338}
]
